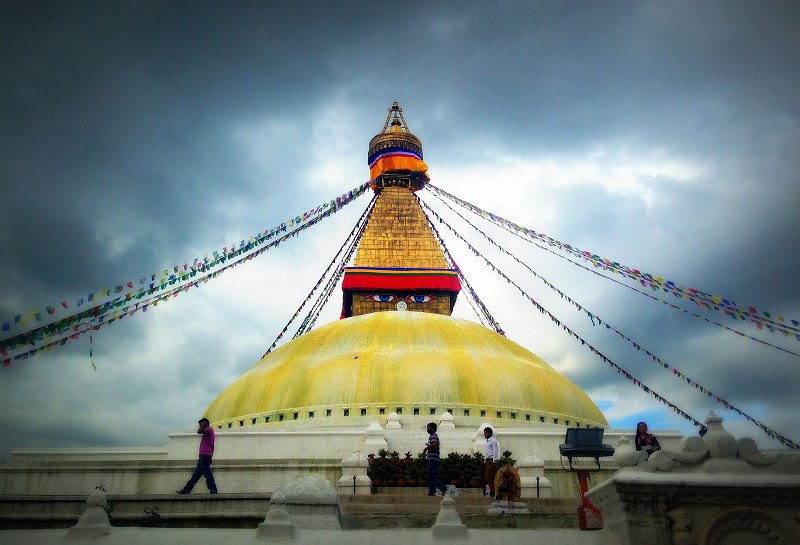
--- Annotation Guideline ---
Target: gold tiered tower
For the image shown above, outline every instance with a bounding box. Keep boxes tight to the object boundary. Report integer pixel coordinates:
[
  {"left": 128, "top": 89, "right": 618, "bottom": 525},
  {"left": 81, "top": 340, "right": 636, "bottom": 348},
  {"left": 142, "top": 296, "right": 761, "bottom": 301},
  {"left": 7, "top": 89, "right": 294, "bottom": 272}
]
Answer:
[
  {"left": 342, "top": 102, "right": 460, "bottom": 317},
  {"left": 204, "top": 103, "right": 608, "bottom": 430}
]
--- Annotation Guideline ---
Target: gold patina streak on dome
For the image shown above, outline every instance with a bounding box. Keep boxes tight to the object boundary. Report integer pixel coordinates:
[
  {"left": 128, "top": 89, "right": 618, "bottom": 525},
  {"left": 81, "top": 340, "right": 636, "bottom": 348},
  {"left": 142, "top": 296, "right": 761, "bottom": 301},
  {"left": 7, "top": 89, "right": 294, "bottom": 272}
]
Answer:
[
  {"left": 205, "top": 312, "right": 608, "bottom": 428},
  {"left": 353, "top": 186, "right": 448, "bottom": 269}
]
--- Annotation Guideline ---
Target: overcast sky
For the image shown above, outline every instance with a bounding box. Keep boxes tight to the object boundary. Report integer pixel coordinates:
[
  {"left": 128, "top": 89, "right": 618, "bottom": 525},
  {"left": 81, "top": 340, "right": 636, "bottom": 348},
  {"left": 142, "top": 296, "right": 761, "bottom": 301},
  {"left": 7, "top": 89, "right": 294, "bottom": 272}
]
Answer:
[{"left": 2, "top": 1, "right": 799, "bottom": 459}]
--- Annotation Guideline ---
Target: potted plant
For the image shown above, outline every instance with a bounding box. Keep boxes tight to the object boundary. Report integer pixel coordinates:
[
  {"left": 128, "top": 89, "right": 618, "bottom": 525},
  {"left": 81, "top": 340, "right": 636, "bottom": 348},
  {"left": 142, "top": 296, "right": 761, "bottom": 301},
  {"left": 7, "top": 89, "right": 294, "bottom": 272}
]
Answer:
[
  {"left": 406, "top": 467, "right": 418, "bottom": 487},
  {"left": 497, "top": 450, "right": 515, "bottom": 469},
  {"left": 369, "top": 454, "right": 393, "bottom": 487},
  {"left": 447, "top": 467, "right": 460, "bottom": 487}
]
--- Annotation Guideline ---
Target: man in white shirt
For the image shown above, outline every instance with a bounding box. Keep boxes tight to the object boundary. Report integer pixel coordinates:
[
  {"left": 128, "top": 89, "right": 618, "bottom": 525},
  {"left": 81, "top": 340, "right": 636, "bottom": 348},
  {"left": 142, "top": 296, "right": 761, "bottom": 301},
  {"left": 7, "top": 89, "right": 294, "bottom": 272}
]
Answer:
[{"left": 484, "top": 426, "right": 499, "bottom": 497}]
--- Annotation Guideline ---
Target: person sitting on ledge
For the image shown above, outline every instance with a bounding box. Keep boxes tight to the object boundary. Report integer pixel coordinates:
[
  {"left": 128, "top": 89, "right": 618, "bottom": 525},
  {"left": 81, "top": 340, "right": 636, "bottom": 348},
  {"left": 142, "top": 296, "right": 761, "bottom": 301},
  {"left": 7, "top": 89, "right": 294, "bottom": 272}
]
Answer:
[{"left": 634, "top": 421, "right": 661, "bottom": 457}]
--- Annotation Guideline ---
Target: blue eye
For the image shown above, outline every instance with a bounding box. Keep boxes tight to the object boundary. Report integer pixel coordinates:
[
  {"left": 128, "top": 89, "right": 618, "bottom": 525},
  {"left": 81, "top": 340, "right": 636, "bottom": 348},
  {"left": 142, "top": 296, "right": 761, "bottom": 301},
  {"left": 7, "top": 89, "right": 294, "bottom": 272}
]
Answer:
[
  {"left": 369, "top": 294, "right": 398, "bottom": 302},
  {"left": 407, "top": 295, "right": 432, "bottom": 303}
]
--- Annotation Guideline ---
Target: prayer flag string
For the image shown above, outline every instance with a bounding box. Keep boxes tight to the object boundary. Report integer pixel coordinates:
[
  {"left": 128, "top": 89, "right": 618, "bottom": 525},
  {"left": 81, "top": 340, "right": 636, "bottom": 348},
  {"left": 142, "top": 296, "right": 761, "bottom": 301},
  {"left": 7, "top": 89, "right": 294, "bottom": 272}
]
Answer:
[
  {"left": 293, "top": 196, "right": 377, "bottom": 338},
  {"left": 427, "top": 184, "right": 800, "bottom": 340},
  {"left": 260, "top": 195, "right": 377, "bottom": 357},
  {"left": 422, "top": 202, "right": 708, "bottom": 431},
  {"left": 90, "top": 334, "right": 96, "bottom": 370},
  {"left": 418, "top": 197, "right": 505, "bottom": 336},
  {"left": 420, "top": 195, "right": 799, "bottom": 449},
  {"left": 1, "top": 184, "right": 370, "bottom": 367},
  {"left": 1, "top": 182, "right": 372, "bottom": 340},
  {"left": 427, "top": 188, "right": 799, "bottom": 359}
]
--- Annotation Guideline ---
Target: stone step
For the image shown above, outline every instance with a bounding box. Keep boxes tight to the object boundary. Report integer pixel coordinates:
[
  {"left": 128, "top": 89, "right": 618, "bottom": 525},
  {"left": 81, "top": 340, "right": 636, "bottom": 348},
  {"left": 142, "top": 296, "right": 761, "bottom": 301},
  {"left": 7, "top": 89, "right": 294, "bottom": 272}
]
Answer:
[
  {"left": 365, "top": 486, "right": 485, "bottom": 496},
  {"left": 340, "top": 494, "right": 491, "bottom": 506},
  {"left": 341, "top": 499, "right": 488, "bottom": 515},
  {"left": 340, "top": 495, "right": 577, "bottom": 509},
  {"left": 339, "top": 494, "right": 581, "bottom": 529},
  {"left": 0, "top": 493, "right": 580, "bottom": 530}
]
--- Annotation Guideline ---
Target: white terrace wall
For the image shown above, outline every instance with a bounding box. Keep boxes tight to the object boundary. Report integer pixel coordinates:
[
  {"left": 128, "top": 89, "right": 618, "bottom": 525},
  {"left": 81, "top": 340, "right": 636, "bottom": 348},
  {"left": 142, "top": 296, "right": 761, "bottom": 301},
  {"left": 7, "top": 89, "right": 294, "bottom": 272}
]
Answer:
[{"left": 0, "top": 424, "right": 683, "bottom": 496}]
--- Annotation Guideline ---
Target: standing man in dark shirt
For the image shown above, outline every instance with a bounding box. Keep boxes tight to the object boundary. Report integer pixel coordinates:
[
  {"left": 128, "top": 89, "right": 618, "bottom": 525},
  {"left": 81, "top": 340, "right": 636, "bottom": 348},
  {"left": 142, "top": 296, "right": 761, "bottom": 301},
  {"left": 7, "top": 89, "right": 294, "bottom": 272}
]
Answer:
[
  {"left": 177, "top": 417, "right": 218, "bottom": 494},
  {"left": 422, "top": 422, "right": 447, "bottom": 496}
]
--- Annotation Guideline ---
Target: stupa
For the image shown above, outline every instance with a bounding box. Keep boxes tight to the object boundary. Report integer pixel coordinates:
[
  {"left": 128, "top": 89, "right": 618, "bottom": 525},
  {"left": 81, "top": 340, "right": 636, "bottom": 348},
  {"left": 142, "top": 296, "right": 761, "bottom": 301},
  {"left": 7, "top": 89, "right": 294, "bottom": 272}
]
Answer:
[
  {"left": 2, "top": 104, "right": 797, "bottom": 545},
  {"left": 204, "top": 101, "right": 607, "bottom": 433},
  {"left": 3, "top": 103, "right": 639, "bottom": 506}
]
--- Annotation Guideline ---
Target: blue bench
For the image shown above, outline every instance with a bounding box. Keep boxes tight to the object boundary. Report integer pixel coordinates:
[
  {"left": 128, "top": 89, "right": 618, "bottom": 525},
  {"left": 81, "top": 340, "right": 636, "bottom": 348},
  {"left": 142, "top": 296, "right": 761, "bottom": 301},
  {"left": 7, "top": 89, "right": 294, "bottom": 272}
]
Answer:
[{"left": 559, "top": 427, "right": 615, "bottom": 469}]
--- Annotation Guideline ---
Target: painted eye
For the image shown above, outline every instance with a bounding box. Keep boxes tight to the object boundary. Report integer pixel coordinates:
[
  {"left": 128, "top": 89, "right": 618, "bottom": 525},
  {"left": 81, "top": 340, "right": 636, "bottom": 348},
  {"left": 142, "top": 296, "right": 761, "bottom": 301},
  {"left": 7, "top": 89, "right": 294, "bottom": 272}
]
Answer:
[
  {"left": 406, "top": 295, "right": 432, "bottom": 303},
  {"left": 369, "top": 294, "right": 398, "bottom": 302}
]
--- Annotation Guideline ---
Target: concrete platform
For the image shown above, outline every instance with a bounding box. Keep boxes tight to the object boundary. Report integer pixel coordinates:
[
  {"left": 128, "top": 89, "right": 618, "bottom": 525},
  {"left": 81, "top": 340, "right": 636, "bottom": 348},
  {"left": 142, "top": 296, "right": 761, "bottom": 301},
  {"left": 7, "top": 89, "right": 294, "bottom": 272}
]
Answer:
[
  {"left": 0, "top": 494, "right": 270, "bottom": 529},
  {"left": 0, "top": 526, "right": 613, "bottom": 545},
  {"left": 0, "top": 493, "right": 581, "bottom": 530}
]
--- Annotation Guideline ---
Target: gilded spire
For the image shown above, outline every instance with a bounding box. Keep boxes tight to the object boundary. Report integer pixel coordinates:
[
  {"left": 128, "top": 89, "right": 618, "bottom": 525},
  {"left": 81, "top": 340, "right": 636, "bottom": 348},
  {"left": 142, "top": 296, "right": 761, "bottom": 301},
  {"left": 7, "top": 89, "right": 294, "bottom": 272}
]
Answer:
[
  {"left": 368, "top": 102, "right": 427, "bottom": 189},
  {"left": 341, "top": 103, "right": 459, "bottom": 318},
  {"left": 380, "top": 101, "right": 412, "bottom": 133}
]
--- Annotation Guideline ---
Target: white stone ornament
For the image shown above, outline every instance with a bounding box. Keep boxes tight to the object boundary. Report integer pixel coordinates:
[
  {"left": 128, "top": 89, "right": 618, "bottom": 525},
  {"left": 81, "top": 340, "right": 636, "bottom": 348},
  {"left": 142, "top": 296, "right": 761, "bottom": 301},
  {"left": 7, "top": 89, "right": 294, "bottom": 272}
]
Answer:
[
  {"left": 396, "top": 301, "right": 407, "bottom": 311},
  {"left": 66, "top": 489, "right": 112, "bottom": 540},
  {"left": 363, "top": 421, "right": 388, "bottom": 455},
  {"left": 271, "top": 474, "right": 341, "bottom": 530},
  {"left": 438, "top": 411, "right": 455, "bottom": 430},
  {"left": 386, "top": 411, "right": 401, "bottom": 429},
  {"left": 646, "top": 435, "right": 708, "bottom": 472},
  {"left": 431, "top": 495, "right": 468, "bottom": 539},
  {"left": 515, "top": 453, "right": 553, "bottom": 498},
  {"left": 338, "top": 451, "right": 371, "bottom": 495},
  {"left": 256, "top": 491, "right": 295, "bottom": 541},
  {"left": 613, "top": 435, "right": 648, "bottom": 467}
]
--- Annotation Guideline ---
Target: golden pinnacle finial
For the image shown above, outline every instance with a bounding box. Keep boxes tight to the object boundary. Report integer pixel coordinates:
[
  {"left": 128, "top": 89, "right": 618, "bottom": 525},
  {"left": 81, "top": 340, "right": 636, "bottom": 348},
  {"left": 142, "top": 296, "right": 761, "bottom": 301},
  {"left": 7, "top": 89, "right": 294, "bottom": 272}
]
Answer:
[
  {"left": 381, "top": 100, "right": 412, "bottom": 133},
  {"left": 367, "top": 102, "right": 427, "bottom": 190},
  {"left": 369, "top": 103, "right": 423, "bottom": 164}
]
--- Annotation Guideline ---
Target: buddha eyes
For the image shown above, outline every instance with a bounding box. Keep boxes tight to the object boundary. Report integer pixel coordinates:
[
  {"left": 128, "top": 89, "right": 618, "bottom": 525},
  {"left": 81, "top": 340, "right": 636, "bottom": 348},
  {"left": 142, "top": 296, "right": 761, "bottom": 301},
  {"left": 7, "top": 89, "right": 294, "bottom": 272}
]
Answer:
[
  {"left": 369, "top": 294, "right": 398, "bottom": 302},
  {"left": 367, "top": 294, "right": 435, "bottom": 303}
]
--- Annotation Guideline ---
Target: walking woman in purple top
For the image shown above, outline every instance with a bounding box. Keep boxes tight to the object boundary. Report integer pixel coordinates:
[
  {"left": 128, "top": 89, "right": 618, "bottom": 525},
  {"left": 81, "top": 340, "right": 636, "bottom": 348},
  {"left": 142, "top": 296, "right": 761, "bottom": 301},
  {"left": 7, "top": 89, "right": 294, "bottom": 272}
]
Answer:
[{"left": 177, "top": 417, "right": 218, "bottom": 494}]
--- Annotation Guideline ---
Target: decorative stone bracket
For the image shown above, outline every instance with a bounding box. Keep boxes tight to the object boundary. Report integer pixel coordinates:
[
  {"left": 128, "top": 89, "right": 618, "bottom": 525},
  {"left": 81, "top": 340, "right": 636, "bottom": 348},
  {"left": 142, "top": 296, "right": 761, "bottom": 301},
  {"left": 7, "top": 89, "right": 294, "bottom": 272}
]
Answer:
[{"left": 338, "top": 451, "right": 371, "bottom": 495}]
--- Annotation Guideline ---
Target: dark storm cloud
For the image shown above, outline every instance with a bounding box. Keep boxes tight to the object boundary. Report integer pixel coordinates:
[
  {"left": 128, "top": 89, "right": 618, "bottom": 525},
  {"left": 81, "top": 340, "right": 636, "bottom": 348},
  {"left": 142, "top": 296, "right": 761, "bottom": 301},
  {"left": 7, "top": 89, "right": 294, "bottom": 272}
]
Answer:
[{"left": 1, "top": 1, "right": 799, "bottom": 457}]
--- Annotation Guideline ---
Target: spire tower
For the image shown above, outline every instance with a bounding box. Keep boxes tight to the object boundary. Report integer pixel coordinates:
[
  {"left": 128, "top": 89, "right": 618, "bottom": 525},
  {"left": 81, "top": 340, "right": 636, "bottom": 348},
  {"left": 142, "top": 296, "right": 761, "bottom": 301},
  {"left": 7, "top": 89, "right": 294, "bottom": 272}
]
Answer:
[{"left": 341, "top": 102, "right": 461, "bottom": 317}]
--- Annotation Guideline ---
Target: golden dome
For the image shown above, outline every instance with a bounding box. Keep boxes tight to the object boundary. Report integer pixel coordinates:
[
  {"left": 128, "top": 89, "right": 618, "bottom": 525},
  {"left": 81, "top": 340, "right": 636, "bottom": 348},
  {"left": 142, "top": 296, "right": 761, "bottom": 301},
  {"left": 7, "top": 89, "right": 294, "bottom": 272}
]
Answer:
[{"left": 205, "top": 311, "right": 608, "bottom": 429}]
